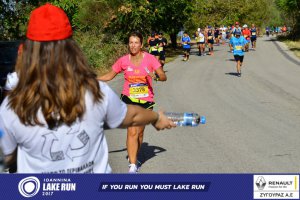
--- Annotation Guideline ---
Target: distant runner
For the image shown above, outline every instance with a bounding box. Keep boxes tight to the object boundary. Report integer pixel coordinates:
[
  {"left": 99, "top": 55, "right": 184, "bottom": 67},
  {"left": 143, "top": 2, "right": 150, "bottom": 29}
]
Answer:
[
  {"left": 195, "top": 29, "right": 205, "bottom": 56},
  {"left": 148, "top": 33, "right": 159, "bottom": 60},
  {"left": 250, "top": 24, "right": 257, "bottom": 50},
  {"left": 230, "top": 30, "right": 247, "bottom": 77},
  {"left": 207, "top": 27, "right": 214, "bottom": 55},
  {"left": 181, "top": 32, "right": 191, "bottom": 61},
  {"left": 242, "top": 24, "right": 251, "bottom": 52},
  {"left": 157, "top": 32, "right": 167, "bottom": 68}
]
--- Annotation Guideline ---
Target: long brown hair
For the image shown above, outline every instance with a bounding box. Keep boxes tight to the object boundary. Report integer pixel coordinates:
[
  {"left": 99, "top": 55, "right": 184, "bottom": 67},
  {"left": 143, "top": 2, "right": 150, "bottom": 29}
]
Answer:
[{"left": 8, "top": 38, "right": 102, "bottom": 128}]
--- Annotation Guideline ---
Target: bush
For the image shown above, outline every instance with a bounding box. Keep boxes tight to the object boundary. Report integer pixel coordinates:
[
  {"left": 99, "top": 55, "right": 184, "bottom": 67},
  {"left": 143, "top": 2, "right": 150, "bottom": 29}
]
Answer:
[{"left": 73, "top": 31, "right": 128, "bottom": 74}]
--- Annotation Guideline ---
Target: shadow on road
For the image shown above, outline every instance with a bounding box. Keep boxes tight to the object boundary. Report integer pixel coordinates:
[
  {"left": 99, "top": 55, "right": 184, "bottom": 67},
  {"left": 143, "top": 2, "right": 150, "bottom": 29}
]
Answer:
[
  {"left": 225, "top": 72, "right": 240, "bottom": 77},
  {"left": 263, "top": 38, "right": 277, "bottom": 42},
  {"left": 226, "top": 58, "right": 236, "bottom": 61},
  {"left": 189, "top": 49, "right": 220, "bottom": 56},
  {"left": 138, "top": 142, "right": 166, "bottom": 164},
  {"left": 108, "top": 142, "right": 166, "bottom": 165},
  {"left": 290, "top": 47, "right": 300, "bottom": 52},
  {"left": 109, "top": 148, "right": 127, "bottom": 154}
]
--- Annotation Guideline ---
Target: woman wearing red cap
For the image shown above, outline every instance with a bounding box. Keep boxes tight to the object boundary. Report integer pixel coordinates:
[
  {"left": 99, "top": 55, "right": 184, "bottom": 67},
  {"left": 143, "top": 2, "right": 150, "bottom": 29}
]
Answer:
[
  {"left": 98, "top": 31, "right": 167, "bottom": 173},
  {"left": 0, "top": 3, "right": 175, "bottom": 173}
]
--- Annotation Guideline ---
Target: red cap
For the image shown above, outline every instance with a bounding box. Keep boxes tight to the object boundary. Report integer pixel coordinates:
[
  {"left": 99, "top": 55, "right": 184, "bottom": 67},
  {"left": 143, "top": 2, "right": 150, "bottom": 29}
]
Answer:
[
  {"left": 235, "top": 22, "right": 239, "bottom": 25},
  {"left": 26, "top": 3, "right": 72, "bottom": 41}
]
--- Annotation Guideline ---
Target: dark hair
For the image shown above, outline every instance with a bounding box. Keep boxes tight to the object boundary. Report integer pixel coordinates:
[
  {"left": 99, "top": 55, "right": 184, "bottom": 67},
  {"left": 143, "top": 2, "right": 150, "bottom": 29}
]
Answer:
[{"left": 128, "top": 31, "right": 143, "bottom": 44}]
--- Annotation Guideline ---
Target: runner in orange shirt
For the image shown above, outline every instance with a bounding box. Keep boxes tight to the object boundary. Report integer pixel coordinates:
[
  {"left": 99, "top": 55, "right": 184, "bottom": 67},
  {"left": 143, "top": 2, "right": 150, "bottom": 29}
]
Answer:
[{"left": 242, "top": 24, "right": 251, "bottom": 52}]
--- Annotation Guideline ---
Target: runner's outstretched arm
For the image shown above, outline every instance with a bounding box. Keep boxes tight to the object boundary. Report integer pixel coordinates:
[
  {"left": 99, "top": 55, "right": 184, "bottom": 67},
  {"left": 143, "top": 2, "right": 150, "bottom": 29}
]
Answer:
[
  {"left": 97, "top": 70, "right": 117, "bottom": 82},
  {"left": 155, "top": 67, "right": 167, "bottom": 81}
]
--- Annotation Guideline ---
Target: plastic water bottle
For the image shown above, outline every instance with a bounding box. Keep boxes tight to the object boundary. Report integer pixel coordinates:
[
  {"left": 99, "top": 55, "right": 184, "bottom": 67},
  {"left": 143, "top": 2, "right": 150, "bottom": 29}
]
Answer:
[{"left": 164, "top": 112, "right": 206, "bottom": 127}]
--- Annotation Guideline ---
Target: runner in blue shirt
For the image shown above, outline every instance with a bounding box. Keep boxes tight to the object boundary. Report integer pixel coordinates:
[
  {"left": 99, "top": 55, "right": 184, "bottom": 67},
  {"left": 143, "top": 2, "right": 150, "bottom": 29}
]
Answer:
[
  {"left": 229, "top": 31, "right": 247, "bottom": 77},
  {"left": 250, "top": 24, "right": 257, "bottom": 50},
  {"left": 181, "top": 32, "right": 191, "bottom": 61}
]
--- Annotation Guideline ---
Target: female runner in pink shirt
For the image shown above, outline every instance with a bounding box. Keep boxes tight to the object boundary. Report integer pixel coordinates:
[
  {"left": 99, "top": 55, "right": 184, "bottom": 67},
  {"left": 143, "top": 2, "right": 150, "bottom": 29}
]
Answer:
[{"left": 98, "top": 31, "right": 167, "bottom": 173}]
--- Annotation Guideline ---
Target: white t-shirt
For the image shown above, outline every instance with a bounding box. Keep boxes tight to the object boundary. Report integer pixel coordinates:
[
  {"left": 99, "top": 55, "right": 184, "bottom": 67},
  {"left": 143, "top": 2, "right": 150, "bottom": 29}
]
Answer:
[
  {"left": 220, "top": 27, "right": 227, "bottom": 35},
  {"left": 198, "top": 33, "right": 205, "bottom": 42},
  {"left": 0, "top": 82, "right": 127, "bottom": 173}
]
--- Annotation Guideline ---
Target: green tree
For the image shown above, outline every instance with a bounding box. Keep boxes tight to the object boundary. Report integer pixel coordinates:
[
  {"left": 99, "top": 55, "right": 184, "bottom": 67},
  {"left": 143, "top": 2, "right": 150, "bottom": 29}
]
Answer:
[
  {"left": 0, "top": 0, "right": 39, "bottom": 40},
  {"left": 275, "top": 0, "right": 300, "bottom": 38},
  {"left": 105, "top": 0, "right": 193, "bottom": 47},
  {"left": 105, "top": 0, "right": 155, "bottom": 42},
  {"left": 188, "top": 0, "right": 282, "bottom": 32},
  {"left": 152, "top": 0, "right": 193, "bottom": 48}
]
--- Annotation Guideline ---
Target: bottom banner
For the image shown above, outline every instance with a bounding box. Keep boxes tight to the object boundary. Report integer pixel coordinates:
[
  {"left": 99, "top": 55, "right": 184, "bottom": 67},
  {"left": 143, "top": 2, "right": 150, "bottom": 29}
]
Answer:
[{"left": 0, "top": 174, "right": 298, "bottom": 200}]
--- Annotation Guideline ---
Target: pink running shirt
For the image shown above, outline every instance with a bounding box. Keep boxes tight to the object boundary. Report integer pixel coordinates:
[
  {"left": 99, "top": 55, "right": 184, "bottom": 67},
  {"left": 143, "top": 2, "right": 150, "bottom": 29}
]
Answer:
[{"left": 112, "top": 52, "right": 161, "bottom": 102}]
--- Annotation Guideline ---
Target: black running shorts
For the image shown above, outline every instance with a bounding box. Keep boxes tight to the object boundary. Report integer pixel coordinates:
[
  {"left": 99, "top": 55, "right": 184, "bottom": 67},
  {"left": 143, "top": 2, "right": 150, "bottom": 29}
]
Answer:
[
  {"left": 234, "top": 55, "right": 244, "bottom": 62},
  {"left": 120, "top": 94, "right": 155, "bottom": 110}
]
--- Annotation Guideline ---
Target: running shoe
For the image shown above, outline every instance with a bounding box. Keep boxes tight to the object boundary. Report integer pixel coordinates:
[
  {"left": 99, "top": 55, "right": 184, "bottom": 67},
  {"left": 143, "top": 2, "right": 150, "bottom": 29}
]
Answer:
[
  {"left": 128, "top": 164, "right": 138, "bottom": 173},
  {"left": 127, "top": 156, "right": 142, "bottom": 172}
]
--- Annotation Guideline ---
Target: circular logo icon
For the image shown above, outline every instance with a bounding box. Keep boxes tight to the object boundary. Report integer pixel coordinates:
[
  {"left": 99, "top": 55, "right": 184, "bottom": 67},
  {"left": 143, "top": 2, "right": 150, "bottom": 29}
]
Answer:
[{"left": 18, "top": 176, "right": 40, "bottom": 198}]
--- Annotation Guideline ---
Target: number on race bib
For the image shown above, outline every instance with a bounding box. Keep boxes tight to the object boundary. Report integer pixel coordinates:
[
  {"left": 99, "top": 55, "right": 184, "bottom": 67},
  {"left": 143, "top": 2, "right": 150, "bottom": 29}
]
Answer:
[
  {"left": 129, "top": 83, "right": 149, "bottom": 98},
  {"left": 235, "top": 46, "right": 242, "bottom": 50}
]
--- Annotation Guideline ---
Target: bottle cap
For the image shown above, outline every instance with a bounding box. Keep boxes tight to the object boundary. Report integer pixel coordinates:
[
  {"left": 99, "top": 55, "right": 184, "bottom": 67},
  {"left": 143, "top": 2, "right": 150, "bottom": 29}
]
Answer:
[{"left": 200, "top": 116, "right": 206, "bottom": 124}]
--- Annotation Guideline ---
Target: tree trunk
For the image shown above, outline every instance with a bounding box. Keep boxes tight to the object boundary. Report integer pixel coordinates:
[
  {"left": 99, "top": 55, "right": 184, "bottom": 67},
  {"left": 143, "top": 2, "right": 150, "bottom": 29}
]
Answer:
[{"left": 170, "top": 33, "right": 178, "bottom": 48}]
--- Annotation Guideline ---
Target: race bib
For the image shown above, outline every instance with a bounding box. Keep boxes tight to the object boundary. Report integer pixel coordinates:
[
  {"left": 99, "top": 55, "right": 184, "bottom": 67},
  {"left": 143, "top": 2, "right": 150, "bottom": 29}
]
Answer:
[
  {"left": 151, "top": 47, "right": 158, "bottom": 51},
  {"left": 252, "top": 32, "right": 256, "bottom": 36},
  {"left": 235, "top": 46, "right": 242, "bottom": 50},
  {"left": 208, "top": 36, "right": 213, "bottom": 40},
  {"left": 129, "top": 83, "right": 149, "bottom": 98}
]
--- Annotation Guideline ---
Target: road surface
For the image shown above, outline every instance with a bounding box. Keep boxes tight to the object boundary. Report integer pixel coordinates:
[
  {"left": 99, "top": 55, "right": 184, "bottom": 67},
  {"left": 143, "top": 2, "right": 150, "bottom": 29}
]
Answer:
[{"left": 105, "top": 36, "right": 300, "bottom": 173}]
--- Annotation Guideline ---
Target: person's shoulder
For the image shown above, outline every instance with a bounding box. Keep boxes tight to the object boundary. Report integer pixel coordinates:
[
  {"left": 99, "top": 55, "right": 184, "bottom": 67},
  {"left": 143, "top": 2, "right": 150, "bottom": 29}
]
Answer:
[
  {"left": 99, "top": 81, "right": 110, "bottom": 91},
  {"left": 98, "top": 81, "right": 114, "bottom": 100},
  {"left": 0, "top": 98, "right": 16, "bottom": 123},
  {"left": 144, "top": 52, "right": 159, "bottom": 62},
  {"left": 144, "top": 52, "right": 155, "bottom": 58},
  {"left": 117, "top": 54, "right": 129, "bottom": 62}
]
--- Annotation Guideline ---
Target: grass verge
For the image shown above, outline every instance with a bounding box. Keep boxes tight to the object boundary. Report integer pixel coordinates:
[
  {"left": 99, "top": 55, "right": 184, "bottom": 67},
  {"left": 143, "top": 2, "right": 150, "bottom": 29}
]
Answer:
[
  {"left": 283, "top": 40, "right": 300, "bottom": 59},
  {"left": 277, "top": 35, "right": 300, "bottom": 59}
]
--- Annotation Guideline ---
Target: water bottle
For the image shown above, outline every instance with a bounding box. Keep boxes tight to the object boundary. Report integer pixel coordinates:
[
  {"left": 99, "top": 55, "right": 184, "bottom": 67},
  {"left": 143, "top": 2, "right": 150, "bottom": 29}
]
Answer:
[{"left": 164, "top": 112, "right": 206, "bottom": 127}]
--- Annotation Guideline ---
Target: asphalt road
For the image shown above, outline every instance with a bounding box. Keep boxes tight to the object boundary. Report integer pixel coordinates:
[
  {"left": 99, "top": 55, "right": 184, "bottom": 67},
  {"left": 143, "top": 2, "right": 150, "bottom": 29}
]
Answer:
[
  {"left": 105, "top": 36, "right": 300, "bottom": 173},
  {"left": 1, "top": 37, "right": 299, "bottom": 173}
]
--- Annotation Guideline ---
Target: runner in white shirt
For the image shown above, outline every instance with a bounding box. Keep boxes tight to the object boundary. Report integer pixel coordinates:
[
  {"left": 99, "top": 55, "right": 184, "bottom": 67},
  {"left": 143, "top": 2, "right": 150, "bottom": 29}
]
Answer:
[
  {"left": 195, "top": 29, "right": 206, "bottom": 56},
  {"left": 220, "top": 25, "right": 227, "bottom": 44}
]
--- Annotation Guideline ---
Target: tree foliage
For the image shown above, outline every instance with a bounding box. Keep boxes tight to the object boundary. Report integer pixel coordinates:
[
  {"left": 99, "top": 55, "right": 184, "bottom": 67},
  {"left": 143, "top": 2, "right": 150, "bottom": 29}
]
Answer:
[
  {"left": 188, "top": 0, "right": 282, "bottom": 31},
  {"left": 1, "top": 0, "right": 299, "bottom": 68},
  {"left": 106, "top": 0, "right": 192, "bottom": 46},
  {"left": 275, "top": 0, "right": 300, "bottom": 38}
]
